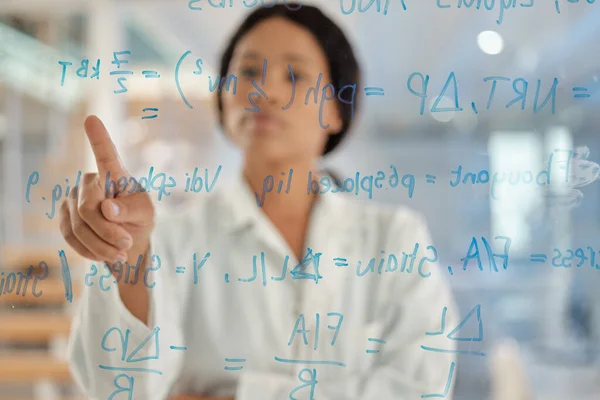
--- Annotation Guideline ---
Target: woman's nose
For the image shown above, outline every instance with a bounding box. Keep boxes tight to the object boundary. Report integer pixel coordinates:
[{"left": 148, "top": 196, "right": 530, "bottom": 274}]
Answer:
[{"left": 256, "top": 72, "right": 293, "bottom": 110}]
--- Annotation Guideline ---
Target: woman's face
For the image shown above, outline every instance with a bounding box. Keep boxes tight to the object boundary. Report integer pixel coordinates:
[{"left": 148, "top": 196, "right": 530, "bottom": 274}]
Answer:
[{"left": 221, "top": 17, "right": 342, "bottom": 165}]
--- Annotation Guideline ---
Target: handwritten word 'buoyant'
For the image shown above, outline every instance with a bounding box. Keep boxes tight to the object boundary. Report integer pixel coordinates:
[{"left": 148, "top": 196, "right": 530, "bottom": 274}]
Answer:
[
  {"left": 450, "top": 148, "right": 600, "bottom": 201},
  {"left": 450, "top": 149, "right": 575, "bottom": 199}
]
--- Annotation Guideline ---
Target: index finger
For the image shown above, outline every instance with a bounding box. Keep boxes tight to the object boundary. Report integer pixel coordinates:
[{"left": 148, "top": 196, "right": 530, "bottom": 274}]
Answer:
[{"left": 84, "top": 115, "right": 128, "bottom": 179}]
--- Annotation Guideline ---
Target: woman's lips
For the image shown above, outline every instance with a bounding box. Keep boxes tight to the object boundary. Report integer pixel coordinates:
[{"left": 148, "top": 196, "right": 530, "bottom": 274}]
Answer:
[{"left": 250, "top": 114, "right": 282, "bottom": 132}]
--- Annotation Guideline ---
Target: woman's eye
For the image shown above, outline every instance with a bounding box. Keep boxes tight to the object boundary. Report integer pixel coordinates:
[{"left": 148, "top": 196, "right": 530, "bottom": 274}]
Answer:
[{"left": 240, "top": 67, "right": 260, "bottom": 78}]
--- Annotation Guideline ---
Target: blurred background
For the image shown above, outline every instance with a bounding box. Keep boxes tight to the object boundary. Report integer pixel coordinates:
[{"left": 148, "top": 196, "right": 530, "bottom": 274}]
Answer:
[{"left": 1, "top": 0, "right": 600, "bottom": 399}]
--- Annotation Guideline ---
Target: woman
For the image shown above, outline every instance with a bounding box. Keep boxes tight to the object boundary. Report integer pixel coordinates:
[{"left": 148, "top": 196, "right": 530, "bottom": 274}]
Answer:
[{"left": 63, "top": 4, "right": 458, "bottom": 399}]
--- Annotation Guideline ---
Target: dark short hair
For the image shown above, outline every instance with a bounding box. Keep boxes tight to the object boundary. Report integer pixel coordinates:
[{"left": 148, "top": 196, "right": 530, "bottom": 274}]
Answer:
[{"left": 216, "top": 3, "right": 361, "bottom": 156}]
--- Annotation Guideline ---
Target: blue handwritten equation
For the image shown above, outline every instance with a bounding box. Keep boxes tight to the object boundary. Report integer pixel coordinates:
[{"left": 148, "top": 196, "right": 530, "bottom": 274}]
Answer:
[
  {"left": 421, "top": 304, "right": 485, "bottom": 398},
  {"left": 99, "top": 305, "right": 482, "bottom": 399},
  {"left": 407, "top": 72, "right": 598, "bottom": 117},
  {"left": 100, "top": 325, "right": 188, "bottom": 399},
  {"left": 56, "top": 52, "right": 384, "bottom": 128},
  {"left": 81, "top": 235, "right": 512, "bottom": 293},
  {"left": 28, "top": 235, "right": 600, "bottom": 302},
  {"left": 57, "top": 54, "right": 600, "bottom": 119}
]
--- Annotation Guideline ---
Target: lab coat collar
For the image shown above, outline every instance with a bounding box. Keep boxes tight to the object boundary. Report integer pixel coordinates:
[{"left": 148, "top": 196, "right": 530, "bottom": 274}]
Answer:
[
  {"left": 219, "top": 169, "right": 345, "bottom": 236},
  {"left": 218, "top": 169, "right": 349, "bottom": 314}
]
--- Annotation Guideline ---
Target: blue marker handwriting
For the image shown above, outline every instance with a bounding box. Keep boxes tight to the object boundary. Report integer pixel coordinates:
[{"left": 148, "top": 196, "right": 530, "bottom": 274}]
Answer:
[
  {"left": 450, "top": 148, "right": 600, "bottom": 201},
  {"left": 288, "top": 312, "right": 345, "bottom": 350},
  {"left": 188, "top": 0, "right": 596, "bottom": 23},
  {"left": 530, "top": 245, "right": 600, "bottom": 269},
  {"left": 306, "top": 167, "right": 410, "bottom": 201},
  {"left": 283, "top": 312, "right": 346, "bottom": 399},
  {"left": 354, "top": 246, "right": 439, "bottom": 279},
  {"left": 255, "top": 148, "right": 599, "bottom": 206},
  {"left": 351, "top": 235, "right": 509, "bottom": 279},
  {"left": 36, "top": 235, "right": 600, "bottom": 300},
  {"left": 100, "top": 325, "right": 182, "bottom": 398},
  {"left": 225, "top": 243, "right": 440, "bottom": 285},
  {"left": 407, "top": 72, "right": 598, "bottom": 117},
  {"left": 105, "top": 165, "right": 222, "bottom": 199},
  {"left": 175, "top": 53, "right": 363, "bottom": 130},
  {"left": 0, "top": 261, "right": 49, "bottom": 299},
  {"left": 0, "top": 249, "right": 73, "bottom": 302},
  {"left": 25, "top": 148, "right": 597, "bottom": 223},
  {"left": 82, "top": 242, "right": 441, "bottom": 293},
  {"left": 340, "top": 0, "right": 406, "bottom": 15},
  {"left": 99, "top": 311, "right": 359, "bottom": 400},
  {"left": 232, "top": 248, "right": 323, "bottom": 285},
  {"left": 187, "top": 0, "right": 407, "bottom": 16},
  {"left": 421, "top": 304, "right": 484, "bottom": 398},
  {"left": 435, "top": 0, "right": 534, "bottom": 25},
  {"left": 57, "top": 52, "right": 381, "bottom": 128},
  {"left": 436, "top": 0, "right": 596, "bottom": 25},
  {"left": 553, "top": 0, "right": 596, "bottom": 15},
  {"left": 188, "top": 0, "right": 303, "bottom": 12},
  {"left": 254, "top": 166, "right": 406, "bottom": 207},
  {"left": 455, "top": 236, "right": 512, "bottom": 274},
  {"left": 84, "top": 253, "right": 162, "bottom": 291},
  {"left": 25, "top": 170, "right": 81, "bottom": 219},
  {"left": 24, "top": 166, "right": 222, "bottom": 219}
]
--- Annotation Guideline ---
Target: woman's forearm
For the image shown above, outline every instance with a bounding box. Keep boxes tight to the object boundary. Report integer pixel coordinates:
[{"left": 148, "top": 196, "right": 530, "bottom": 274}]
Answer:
[{"left": 115, "top": 245, "right": 151, "bottom": 324}]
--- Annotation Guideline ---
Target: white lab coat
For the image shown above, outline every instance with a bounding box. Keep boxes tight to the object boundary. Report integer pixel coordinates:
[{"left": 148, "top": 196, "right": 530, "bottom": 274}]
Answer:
[{"left": 67, "top": 172, "right": 459, "bottom": 400}]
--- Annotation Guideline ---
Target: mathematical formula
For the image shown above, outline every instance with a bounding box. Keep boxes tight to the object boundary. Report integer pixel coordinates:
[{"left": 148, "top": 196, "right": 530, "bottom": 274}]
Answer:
[
  {"left": 80, "top": 235, "right": 511, "bottom": 291},
  {"left": 32, "top": 233, "right": 600, "bottom": 303},
  {"left": 57, "top": 53, "right": 365, "bottom": 129},
  {"left": 9, "top": 234, "right": 511, "bottom": 301},
  {"left": 56, "top": 52, "right": 599, "bottom": 127},
  {"left": 407, "top": 72, "right": 598, "bottom": 117},
  {"left": 99, "top": 303, "right": 484, "bottom": 399}
]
